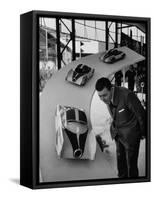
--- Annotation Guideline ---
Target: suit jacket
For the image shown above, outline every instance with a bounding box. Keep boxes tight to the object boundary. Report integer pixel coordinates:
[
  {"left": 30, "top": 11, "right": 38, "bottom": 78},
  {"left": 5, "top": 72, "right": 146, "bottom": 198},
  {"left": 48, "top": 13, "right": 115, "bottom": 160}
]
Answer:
[{"left": 109, "top": 86, "right": 146, "bottom": 148}]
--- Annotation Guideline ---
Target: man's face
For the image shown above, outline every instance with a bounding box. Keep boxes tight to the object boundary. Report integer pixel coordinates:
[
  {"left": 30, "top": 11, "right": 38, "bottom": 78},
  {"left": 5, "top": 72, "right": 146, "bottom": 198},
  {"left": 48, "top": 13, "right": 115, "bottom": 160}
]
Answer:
[{"left": 97, "top": 87, "right": 112, "bottom": 104}]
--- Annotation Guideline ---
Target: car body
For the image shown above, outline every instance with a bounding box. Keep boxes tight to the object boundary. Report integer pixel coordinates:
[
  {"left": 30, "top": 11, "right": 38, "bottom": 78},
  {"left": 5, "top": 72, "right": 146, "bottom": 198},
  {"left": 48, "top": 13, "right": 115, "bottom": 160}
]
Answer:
[
  {"left": 55, "top": 104, "right": 89, "bottom": 159},
  {"left": 65, "top": 64, "right": 95, "bottom": 86},
  {"left": 100, "top": 48, "right": 126, "bottom": 64}
]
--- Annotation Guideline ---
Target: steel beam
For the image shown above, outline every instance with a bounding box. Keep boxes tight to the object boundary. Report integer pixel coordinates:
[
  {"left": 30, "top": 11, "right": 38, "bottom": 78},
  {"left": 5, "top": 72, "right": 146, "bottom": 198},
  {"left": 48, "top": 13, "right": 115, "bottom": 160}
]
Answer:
[
  {"left": 105, "top": 21, "right": 109, "bottom": 50},
  {"left": 72, "top": 19, "right": 76, "bottom": 61},
  {"left": 115, "top": 22, "right": 118, "bottom": 48},
  {"left": 56, "top": 18, "right": 61, "bottom": 70}
]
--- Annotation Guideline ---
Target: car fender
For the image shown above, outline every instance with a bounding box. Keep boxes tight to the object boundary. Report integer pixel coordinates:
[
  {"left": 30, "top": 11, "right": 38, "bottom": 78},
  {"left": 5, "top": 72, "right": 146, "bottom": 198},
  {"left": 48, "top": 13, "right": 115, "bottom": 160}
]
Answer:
[
  {"left": 55, "top": 105, "right": 64, "bottom": 156},
  {"left": 65, "top": 69, "right": 74, "bottom": 81},
  {"left": 74, "top": 75, "right": 84, "bottom": 85}
]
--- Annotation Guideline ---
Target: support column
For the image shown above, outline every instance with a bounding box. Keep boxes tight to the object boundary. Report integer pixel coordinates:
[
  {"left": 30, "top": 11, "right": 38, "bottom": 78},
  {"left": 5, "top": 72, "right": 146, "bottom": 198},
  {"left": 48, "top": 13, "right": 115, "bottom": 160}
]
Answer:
[
  {"left": 120, "top": 23, "right": 122, "bottom": 46},
  {"left": 115, "top": 22, "right": 118, "bottom": 48},
  {"left": 56, "top": 18, "right": 61, "bottom": 70},
  {"left": 71, "top": 19, "right": 76, "bottom": 61},
  {"left": 105, "top": 21, "right": 109, "bottom": 50},
  {"left": 45, "top": 29, "right": 48, "bottom": 61}
]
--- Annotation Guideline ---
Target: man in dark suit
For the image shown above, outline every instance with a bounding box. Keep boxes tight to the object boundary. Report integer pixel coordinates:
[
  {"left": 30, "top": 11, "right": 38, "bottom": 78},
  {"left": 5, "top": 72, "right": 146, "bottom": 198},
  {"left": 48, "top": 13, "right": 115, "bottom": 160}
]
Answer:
[{"left": 95, "top": 77, "right": 146, "bottom": 178}]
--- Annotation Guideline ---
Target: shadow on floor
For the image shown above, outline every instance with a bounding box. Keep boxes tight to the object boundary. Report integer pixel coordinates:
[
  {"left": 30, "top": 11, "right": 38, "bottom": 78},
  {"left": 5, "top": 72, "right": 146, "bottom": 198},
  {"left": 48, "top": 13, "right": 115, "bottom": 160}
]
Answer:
[{"left": 10, "top": 178, "right": 20, "bottom": 185}]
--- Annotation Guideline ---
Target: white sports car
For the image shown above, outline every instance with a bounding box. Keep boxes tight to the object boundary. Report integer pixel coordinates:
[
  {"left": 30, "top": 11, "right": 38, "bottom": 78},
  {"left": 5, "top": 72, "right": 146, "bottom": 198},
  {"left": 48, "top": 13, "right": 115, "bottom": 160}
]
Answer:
[
  {"left": 100, "top": 48, "right": 126, "bottom": 64},
  {"left": 55, "top": 105, "right": 89, "bottom": 159},
  {"left": 65, "top": 64, "right": 95, "bottom": 86}
]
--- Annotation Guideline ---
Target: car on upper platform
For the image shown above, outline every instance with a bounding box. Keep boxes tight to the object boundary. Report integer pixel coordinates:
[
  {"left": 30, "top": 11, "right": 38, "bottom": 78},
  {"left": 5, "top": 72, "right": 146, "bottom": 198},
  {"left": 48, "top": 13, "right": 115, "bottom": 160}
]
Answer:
[
  {"left": 100, "top": 48, "right": 126, "bottom": 64},
  {"left": 65, "top": 64, "right": 95, "bottom": 86}
]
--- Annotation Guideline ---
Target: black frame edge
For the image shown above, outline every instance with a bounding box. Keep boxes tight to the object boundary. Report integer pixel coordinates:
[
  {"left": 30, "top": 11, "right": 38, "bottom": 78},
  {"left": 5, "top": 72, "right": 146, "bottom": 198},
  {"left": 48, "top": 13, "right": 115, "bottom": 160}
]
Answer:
[
  {"left": 33, "top": 10, "right": 151, "bottom": 21},
  {"left": 20, "top": 11, "right": 34, "bottom": 189},
  {"left": 146, "top": 17, "right": 151, "bottom": 181}
]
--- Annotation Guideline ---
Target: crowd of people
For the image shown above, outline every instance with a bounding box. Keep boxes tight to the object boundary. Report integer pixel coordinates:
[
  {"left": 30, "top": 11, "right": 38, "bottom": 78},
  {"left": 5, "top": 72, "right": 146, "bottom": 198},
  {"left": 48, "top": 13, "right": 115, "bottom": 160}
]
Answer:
[
  {"left": 114, "top": 64, "right": 146, "bottom": 110},
  {"left": 114, "top": 65, "right": 137, "bottom": 90},
  {"left": 114, "top": 65, "right": 146, "bottom": 93}
]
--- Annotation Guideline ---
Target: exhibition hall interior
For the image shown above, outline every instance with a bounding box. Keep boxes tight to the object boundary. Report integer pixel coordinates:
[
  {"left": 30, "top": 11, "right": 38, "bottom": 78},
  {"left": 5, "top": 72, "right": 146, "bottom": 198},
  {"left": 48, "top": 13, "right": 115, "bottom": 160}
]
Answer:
[{"left": 39, "top": 17, "right": 147, "bottom": 182}]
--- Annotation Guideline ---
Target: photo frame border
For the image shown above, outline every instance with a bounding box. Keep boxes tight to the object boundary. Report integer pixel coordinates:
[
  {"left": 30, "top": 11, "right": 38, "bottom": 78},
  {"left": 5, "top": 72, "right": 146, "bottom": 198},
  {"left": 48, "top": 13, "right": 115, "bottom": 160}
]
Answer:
[{"left": 20, "top": 10, "right": 151, "bottom": 189}]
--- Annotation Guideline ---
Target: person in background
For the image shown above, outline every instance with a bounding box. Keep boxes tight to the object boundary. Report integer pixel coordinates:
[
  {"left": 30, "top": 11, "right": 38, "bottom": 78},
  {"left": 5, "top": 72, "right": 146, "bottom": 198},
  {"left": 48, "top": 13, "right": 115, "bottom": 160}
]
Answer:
[
  {"left": 125, "top": 65, "right": 136, "bottom": 91},
  {"left": 115, "top": 70, "right": 123, "bottom": 86},
  {"left": 95, "top": 77, "right": 146, "bottom": 178}
]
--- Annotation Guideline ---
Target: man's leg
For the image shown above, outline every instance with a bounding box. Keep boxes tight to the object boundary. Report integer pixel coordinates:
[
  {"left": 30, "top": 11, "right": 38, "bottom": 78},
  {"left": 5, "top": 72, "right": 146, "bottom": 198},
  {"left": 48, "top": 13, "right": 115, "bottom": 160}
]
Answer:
[
  {"left": 115, "top": 139, "right": 128, "bottom": 178},
  {"left": 126, "top": 141, "right": 140, "bottom": 177}
]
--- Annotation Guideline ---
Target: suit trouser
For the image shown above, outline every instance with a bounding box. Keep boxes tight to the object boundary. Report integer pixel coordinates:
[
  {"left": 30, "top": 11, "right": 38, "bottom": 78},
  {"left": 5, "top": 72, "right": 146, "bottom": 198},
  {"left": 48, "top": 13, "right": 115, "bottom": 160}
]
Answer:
[{"left": 115, "top": 137, "right": 140, "bottom": 178}]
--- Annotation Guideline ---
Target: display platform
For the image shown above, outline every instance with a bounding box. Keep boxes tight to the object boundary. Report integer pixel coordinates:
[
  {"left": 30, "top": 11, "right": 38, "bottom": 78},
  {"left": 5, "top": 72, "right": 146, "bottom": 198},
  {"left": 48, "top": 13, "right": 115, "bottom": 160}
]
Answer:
[{"left": 40, "top": 46, "right": 145, "bottom": 182}]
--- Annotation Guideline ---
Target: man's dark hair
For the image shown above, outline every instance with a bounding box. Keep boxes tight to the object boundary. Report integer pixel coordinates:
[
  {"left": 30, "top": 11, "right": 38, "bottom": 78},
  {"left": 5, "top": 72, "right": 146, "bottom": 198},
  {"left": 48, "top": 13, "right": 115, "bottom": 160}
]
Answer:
[{"left": 95, "top": 77, "right": 112, "bottom": 91}]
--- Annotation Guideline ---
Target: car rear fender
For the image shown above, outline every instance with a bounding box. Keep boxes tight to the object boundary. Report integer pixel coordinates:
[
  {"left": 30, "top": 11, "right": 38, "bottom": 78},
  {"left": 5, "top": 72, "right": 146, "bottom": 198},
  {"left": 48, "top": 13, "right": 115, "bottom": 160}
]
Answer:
[{"left": 66, "top": 69, "right": 73, "bottom": 81}]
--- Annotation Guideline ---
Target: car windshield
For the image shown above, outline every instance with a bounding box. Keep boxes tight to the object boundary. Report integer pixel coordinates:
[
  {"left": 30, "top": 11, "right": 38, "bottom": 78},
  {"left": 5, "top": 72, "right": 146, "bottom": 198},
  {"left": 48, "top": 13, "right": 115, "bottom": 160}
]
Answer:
[
  {"left": 66, "top": 108, "right": 87, "bottom": 122},
  {"left": 112, "top": 50, "right": 121, "bottom": 55},
  {"left": 66, "top": 109, "right": 76, "bottom": 121},
  {"left": 75, "top": 64, "right": 91, "bottom": 74},
  {"left": 78, "top": 110, "right": 87, "bottom": 123},
  {"left": 106, "top": 49, "right": 121, "bottom": 56}
]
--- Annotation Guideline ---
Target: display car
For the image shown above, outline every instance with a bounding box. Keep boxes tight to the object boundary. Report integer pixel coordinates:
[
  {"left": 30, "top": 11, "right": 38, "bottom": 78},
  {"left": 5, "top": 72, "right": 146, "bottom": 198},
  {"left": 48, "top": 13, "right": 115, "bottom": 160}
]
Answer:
[
  {"left": 65, "top": 64, "right": 95, "bottom": 86},
  {"left": 100, "top": 48, "right": 126, "bottom": 63},
  {"left": 55, "top": 104, "right": 89, "bottom": 159}
]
